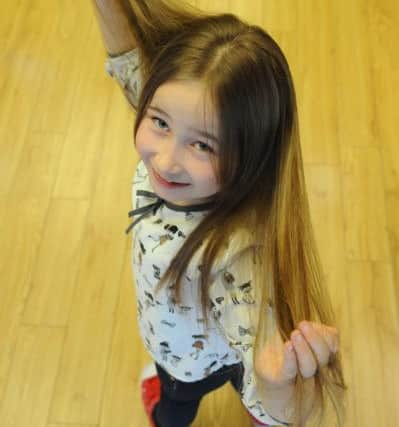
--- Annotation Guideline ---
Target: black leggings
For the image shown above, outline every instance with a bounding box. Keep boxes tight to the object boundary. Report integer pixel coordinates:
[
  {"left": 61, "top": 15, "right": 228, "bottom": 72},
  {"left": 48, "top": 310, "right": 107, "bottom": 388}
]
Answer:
[{"left": 152, "top": 362, "right": 244, "bottom": 427}]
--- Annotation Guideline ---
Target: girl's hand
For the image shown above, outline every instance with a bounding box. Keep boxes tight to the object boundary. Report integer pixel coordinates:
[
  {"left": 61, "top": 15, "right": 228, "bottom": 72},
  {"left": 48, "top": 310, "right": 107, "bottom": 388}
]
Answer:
[{"left": 254, "top": 321, "right": 339, "bottom": 388}]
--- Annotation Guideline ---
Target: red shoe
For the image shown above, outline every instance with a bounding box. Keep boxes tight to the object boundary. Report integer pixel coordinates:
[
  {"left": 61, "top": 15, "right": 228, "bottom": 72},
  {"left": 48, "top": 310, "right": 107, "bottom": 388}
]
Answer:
[{"left": 141, "top": 363, "right": 161, "bottom": 427}]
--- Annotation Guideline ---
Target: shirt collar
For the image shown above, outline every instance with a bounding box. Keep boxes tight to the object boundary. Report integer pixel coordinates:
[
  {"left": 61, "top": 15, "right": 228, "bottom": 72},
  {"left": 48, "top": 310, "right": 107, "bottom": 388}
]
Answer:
[{"left": 125, "top": 190, "right": 216, "bottom": 234}]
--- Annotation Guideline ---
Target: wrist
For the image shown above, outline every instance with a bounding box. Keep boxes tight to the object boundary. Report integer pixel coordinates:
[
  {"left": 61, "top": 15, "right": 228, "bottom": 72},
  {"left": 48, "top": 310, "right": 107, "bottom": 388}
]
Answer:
[
  {"left": 260, "top": 379, "right": 295, "bottom": 425},
  {"left": 262, "top": 377, "right": 296, "bottom": 391}
]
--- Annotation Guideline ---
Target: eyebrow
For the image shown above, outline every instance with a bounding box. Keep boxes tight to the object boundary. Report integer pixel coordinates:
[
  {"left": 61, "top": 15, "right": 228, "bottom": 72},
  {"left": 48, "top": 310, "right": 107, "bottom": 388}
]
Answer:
[{"left": 148, "top": 105, "right": 219, "bottom": 144}]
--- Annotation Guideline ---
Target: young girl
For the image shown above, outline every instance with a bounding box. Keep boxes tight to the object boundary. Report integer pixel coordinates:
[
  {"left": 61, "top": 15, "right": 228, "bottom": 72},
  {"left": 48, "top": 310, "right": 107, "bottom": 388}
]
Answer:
[{"left": 92, "top": 1, "right": 347, "bottom": 426}]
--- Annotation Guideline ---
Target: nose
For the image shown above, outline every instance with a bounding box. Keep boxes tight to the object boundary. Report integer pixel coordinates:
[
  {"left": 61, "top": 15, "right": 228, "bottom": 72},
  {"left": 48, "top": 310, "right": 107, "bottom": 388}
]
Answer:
[{"left": 155, "top": 139, "right": 184, "bottom": 178}]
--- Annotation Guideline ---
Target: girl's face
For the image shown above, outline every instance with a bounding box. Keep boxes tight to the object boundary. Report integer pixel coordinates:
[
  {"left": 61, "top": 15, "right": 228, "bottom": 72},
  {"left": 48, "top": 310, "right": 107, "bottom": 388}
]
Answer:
[{"left": 135, "top": 80, "right": 220, "bottom": 206}]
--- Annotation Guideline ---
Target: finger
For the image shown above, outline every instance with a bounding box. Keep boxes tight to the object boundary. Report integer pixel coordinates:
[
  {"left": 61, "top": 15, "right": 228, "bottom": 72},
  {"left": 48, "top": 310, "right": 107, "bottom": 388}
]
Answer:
[
  {"left": 283, "top": 340, "right": 298, "bottom": 380},
  {"left": 298, "top": 321, "right": 332, "bottom": 368},
  {"left": 310, "top": 322, "right": 340, "bottom": 353},
  {"left": 291, "top": 330, "right": 318, "bottom": 378}
]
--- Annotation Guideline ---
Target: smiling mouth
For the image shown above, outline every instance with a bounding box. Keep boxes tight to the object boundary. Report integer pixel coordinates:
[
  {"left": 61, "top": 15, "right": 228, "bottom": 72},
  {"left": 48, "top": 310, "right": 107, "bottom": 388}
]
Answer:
[{"left": 152, "top": 168, "right": 190, "bottom": 187}]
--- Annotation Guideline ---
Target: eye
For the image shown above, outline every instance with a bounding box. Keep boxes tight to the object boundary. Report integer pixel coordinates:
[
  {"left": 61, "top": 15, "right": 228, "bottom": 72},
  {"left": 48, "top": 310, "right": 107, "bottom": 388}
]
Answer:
[
  {"left": 193, "top": 141, "right": 214, "bottom": 153},
  {"left": 150, "top": 116, "right": 169, "bottom": 131}
]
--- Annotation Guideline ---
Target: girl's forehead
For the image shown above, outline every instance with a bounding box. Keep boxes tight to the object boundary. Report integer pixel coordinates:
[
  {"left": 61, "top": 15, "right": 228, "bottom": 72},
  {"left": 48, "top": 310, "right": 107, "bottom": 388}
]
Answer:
[{"left": 152, "top": 80, "right": 219, "bottom": 134}]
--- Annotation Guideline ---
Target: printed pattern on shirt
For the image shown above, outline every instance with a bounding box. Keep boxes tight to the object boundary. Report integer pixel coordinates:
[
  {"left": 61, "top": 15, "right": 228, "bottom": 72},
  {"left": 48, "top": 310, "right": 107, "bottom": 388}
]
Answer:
[{"left": 128, "top": 161, "right": 282, "bottom": 425}]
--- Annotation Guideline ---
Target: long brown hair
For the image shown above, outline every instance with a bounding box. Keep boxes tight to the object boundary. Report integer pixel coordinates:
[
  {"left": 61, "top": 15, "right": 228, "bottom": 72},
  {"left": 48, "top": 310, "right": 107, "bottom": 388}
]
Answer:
[{"left": 127, "top": 1, "right": 347, "bottom": 425}]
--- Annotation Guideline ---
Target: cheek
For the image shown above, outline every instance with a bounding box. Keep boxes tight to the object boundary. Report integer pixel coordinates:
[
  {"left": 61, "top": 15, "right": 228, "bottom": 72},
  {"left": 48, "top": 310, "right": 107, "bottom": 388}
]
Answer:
[
  {"left": 196, "top": 164, "right": 220, "bottom": 191},
  {"left": 135, "top": 122, "right": 152, "bottom": 156}
]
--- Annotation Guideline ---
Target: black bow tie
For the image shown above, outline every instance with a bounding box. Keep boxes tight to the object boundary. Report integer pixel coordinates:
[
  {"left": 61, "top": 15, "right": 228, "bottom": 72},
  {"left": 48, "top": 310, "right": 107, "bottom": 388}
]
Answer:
[
  {"left": 125, "top": 189, "right": 216, "bottom": 234},
  {"left": 125, "top": 190, "right": 164, "bottom": 234}
]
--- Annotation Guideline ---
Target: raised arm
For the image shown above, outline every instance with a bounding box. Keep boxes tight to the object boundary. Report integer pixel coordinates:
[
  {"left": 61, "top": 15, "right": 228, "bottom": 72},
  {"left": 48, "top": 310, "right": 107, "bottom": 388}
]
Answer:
[
  {"left": 91, "top": 0, "right": 211, "bottom": 109},
  {"left": 92, "top": 0, "right": 137, "bottom": 57},
  {"left": 93, "top": 0, "right": 211, "bottom": 67}
]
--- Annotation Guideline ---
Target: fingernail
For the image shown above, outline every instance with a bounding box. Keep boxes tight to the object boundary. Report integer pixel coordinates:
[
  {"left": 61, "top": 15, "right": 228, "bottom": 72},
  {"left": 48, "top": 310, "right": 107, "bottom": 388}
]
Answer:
[
  {"left": 293, "top": 332, "right": 302, "bottom": 342},
  {"left": 286, "top": 342, "right": 294, "bottom": 352}
]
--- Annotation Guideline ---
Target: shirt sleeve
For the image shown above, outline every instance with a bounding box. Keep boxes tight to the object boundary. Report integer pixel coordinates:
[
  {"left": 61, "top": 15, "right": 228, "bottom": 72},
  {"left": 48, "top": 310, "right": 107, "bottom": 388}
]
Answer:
[
  {"left": 209, "top": 247, "right": 290, "bottom": 426},
  {"left": 104, "top": 48, "right": 143, "bottom": 110},
  {"left": 131, "top": 160, "right": 148, "bottom": 210}
]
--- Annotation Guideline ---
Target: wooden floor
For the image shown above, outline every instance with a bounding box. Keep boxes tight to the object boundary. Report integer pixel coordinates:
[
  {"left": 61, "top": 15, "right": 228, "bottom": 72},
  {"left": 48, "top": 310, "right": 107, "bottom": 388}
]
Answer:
[{"left": 0, "top": 0, "right": 398, "bottom": 426}]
